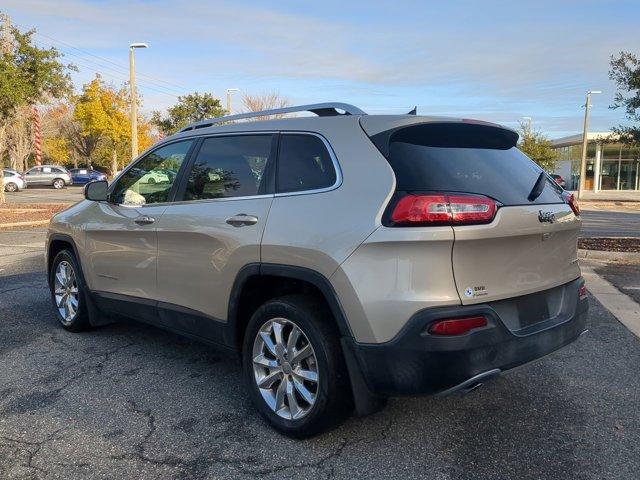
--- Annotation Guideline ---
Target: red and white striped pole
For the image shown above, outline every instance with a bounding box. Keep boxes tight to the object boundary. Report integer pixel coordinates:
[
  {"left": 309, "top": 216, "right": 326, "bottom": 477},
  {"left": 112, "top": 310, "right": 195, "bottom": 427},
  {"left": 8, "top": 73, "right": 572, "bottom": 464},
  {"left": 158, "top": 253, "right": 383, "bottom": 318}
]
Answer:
[{"left": 33, "top": 106, "right": 42, "bottom": 166}]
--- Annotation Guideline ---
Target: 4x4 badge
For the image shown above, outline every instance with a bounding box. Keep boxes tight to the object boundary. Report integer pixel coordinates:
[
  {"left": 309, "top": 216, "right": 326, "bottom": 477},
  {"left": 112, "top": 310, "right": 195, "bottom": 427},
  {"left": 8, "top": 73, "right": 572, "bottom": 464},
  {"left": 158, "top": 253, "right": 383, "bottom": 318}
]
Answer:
[{"left": 538, "top": 210, "right": 556, "bottom": 223}]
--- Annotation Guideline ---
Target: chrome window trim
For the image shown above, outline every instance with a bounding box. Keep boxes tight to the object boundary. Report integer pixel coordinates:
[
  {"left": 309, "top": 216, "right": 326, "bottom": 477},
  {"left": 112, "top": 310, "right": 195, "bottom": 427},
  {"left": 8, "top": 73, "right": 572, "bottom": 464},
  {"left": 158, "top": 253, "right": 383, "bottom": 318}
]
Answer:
[
  {"left": 112, "top": 130, "right": 342, "bottom": 208},
  {"left": 273, "top": 131, "right": 343, "bottom": 198},
  {"left": 166, "top": 193, "right": 275, "bottom": 206}
]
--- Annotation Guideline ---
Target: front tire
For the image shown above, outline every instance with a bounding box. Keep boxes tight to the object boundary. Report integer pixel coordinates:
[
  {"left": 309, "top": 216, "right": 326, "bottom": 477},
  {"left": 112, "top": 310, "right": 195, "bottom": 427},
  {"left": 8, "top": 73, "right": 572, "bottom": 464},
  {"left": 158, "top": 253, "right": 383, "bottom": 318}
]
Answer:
[
  {"left": 243, "top": 295, "right": 352, "bottom": 438},
  {"left": 49, "top": 249, "right": 90, "bottom": 332},
  {"left": 4, "top": 182, "right": 18, "bottom": 192},
  {"left": 52, "top": 178, "right": 65, "bottom": 189}
]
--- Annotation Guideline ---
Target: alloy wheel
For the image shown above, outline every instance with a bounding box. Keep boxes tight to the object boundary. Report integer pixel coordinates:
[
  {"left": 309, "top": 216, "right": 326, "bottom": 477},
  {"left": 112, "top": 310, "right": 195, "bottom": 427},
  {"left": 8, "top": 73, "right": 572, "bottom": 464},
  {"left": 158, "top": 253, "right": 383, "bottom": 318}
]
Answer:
[
  {"left": 5, "top": 183, "right": 17, "bottom": 192},
  {"left": 53, "top": 179, "right": 64, "bottom": 189},
  {"left": 252, "top": 318, "right": 319, "bottom": 420},
  {"left": 53, "top": 260, "right": 79, "bottom": 324}
]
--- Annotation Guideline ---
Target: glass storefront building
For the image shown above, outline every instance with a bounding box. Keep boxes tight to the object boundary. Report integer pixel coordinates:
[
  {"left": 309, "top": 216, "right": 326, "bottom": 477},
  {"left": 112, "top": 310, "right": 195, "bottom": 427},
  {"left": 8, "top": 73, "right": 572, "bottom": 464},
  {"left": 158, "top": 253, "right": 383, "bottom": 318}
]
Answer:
[{"left": 551, "top": 133, "right": 640, "bottom": 192}]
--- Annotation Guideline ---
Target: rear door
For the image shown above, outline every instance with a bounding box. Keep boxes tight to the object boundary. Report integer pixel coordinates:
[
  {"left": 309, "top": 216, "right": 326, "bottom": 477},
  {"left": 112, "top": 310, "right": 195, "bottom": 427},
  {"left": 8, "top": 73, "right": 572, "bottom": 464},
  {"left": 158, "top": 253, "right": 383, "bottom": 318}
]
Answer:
[{"left": 371, "top": 121, "right": 581, "bottom": 304}]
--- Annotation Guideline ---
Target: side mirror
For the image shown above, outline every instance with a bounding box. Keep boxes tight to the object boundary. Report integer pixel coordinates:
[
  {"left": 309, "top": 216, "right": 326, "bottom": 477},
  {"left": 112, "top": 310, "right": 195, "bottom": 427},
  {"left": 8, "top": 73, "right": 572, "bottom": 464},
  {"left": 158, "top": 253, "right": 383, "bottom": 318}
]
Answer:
[{"left": 84, "top": 180, "right": 108, "bottom": 201}]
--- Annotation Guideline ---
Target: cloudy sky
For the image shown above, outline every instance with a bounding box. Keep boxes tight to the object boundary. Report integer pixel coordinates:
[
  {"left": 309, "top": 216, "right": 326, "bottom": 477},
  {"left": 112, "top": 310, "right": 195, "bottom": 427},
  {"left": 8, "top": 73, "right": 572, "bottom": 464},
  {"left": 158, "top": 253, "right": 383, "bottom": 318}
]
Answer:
[{"left": 4, "top": 0, "right": 639, "bottom": 137}]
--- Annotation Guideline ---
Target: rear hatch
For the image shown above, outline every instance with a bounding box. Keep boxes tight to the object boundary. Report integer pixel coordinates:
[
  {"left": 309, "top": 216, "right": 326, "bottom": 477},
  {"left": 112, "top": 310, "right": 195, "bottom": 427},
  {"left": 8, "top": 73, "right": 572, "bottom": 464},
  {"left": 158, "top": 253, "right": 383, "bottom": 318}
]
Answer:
[{"left": 362, "top": 118, "right": 581, "bottom": 305}]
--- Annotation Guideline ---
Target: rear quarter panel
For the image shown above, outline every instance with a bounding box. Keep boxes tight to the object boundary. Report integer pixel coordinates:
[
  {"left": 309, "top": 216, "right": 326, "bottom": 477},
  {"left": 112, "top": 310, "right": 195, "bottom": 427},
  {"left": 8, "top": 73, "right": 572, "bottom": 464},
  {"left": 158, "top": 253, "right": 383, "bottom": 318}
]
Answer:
[{"left": 261, "top": 117, "right": 395, "bottom": 279}]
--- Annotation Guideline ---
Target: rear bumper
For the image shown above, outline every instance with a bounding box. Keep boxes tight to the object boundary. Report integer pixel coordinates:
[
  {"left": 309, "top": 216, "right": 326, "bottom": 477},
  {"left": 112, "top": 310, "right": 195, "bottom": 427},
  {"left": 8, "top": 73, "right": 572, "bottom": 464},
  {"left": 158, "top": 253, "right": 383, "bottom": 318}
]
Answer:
[{"left": 347, "top": 277, "right": 588, "bottom": 396}]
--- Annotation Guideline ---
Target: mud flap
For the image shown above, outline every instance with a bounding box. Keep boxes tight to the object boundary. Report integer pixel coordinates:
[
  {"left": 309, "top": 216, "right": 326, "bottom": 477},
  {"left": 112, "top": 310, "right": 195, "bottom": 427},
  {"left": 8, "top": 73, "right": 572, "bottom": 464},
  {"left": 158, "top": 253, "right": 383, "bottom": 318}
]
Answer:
[{"left": 340, "top": 337, "right": 388, "bottom": 417}]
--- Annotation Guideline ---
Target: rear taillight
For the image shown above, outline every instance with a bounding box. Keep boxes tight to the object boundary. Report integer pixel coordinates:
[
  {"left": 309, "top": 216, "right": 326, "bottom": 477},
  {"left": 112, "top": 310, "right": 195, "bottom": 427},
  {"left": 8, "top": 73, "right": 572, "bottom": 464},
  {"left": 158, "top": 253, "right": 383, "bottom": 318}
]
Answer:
[
  {"left": 389, "top": 193, "right": 497, "bottom": 226},
  {"left": 579, "top": 284, "right": 587, "bottom": 299},
  {"left": 428, "top": 316, "right": 488, "bottom": 336},
  {"left": 562, "top": 192, "right": 580, "bottom": 216}
]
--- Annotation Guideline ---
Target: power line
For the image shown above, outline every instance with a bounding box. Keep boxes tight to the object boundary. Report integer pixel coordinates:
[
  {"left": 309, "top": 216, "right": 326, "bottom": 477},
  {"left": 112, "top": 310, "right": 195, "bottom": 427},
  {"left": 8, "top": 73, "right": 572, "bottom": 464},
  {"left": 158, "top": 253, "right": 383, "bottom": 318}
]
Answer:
[
  {"left": 30, "top": 29, "right": 189, "bottom": 91},
  {"left": 18, "top": 24, "right": 190, "bottom": 95},
  {"left": 31, "top": 38, "right": 181, "bottom": 100}
]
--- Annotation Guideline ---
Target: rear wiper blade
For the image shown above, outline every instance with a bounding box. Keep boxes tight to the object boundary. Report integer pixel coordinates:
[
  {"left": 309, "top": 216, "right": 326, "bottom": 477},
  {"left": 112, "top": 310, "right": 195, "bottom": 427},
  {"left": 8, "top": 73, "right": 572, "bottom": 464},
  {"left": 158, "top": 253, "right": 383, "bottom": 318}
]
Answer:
[{"left": 528, "top": 171, "right": 546, "bottom": 201}]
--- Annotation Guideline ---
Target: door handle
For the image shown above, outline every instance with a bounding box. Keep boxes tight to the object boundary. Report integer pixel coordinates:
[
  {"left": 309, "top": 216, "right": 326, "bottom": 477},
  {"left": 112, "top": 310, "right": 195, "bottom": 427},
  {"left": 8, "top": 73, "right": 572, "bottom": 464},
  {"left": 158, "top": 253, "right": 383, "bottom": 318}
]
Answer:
[
  {"left": 134, "top": 216, "right": 156, "bottom": 225},
  {"left": 226, "top": 214, "right": 258, "bottom": 227}
]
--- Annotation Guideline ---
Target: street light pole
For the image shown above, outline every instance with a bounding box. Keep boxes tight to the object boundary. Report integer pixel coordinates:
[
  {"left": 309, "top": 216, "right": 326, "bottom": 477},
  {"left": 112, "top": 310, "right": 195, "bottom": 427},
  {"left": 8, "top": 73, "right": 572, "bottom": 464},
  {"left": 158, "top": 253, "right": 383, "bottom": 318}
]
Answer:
[
  {"left": 577, "top": 90, "right": 601, "bottom": 200},
  {"left": 226, "top": 88, "right": 240, "bottom": 114},
  {"left": 129, "top": 43, "right": 148, "bottom": 160}
]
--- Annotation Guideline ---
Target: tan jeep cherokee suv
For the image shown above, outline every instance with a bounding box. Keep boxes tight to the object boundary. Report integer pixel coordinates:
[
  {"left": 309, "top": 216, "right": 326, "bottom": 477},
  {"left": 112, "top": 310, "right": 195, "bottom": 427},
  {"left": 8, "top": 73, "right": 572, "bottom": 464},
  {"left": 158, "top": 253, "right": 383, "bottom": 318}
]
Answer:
[{"left": 46, "top": 103, "right": 588, "bottom": 437}]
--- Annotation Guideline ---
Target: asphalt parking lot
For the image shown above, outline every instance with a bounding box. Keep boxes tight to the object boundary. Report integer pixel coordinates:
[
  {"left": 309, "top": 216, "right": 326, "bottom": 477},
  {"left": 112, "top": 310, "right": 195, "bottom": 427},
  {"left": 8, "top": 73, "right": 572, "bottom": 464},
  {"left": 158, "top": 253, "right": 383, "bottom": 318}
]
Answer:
[
  {"left": 1, "top": 229, "right": 640, "bottom": 479},
  {"left": 4, "top": 186, "right": 85, "bottom": 205}
]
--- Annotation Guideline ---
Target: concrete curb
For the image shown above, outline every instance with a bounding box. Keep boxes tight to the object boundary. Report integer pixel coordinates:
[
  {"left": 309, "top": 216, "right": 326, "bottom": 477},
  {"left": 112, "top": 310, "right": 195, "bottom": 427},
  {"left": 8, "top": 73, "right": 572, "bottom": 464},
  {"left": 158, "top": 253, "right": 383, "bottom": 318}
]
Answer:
[
  {"left": 0, "top": 219, "right": 50, "bottom": 229},
  {"left": 578, "top": 249, "right": 640, "bottom": 263},
  {"left": 582, "top": 266, "right": 640, "bottom": 339}
]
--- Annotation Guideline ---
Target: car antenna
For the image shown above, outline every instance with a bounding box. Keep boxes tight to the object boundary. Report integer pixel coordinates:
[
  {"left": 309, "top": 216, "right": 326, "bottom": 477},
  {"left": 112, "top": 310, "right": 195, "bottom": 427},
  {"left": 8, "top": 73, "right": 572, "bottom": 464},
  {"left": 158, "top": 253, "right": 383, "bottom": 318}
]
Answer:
[{"left": 407, "top": 106, "right": 417, "bottom": 115}]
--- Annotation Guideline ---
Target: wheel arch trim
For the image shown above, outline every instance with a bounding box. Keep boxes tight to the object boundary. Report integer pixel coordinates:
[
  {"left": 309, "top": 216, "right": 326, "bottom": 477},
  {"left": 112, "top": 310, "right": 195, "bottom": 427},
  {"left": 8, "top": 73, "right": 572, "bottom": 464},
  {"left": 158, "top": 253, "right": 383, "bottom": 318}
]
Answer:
[{"left": 226, "top": 263, "right": 354, "bottom": 346}]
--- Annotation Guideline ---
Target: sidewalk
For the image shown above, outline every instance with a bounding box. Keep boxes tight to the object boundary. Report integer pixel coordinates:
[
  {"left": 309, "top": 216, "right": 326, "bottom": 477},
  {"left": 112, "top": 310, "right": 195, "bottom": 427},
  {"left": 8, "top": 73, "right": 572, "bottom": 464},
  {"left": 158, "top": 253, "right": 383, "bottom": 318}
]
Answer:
[
  {"left": 576, "top": 190, "right": 640, "bottom": 203},
  {"left": 582, "top": 260, "right": 640, "bottom": 339}
]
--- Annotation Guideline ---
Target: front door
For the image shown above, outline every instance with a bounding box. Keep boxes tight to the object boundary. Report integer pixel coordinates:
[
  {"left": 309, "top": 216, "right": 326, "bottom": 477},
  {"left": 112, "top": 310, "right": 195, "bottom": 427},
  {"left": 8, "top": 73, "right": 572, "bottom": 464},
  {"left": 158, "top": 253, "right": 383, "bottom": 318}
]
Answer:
[
  {"left": 156, "top": 134, "right": 276, "bottom": 341},
  {"left": 82, "top": 139, "right": 195, "bottom": 313},
  {"left": 25, "top": 167, "right": 45, "bottom": 185}
]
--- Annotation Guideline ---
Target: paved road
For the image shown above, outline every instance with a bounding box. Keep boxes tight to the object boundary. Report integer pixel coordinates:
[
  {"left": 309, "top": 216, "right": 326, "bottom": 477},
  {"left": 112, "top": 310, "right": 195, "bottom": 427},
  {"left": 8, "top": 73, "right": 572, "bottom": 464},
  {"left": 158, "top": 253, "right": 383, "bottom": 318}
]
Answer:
[
  {"left": 5, "top": 186, "right": 84, "bottom": 205},
  {"left": 580, "top": 209, "right": 640, "bottom": 237},
  {"left": 1, "top": 230, "right": 640, "bottom": 479}
]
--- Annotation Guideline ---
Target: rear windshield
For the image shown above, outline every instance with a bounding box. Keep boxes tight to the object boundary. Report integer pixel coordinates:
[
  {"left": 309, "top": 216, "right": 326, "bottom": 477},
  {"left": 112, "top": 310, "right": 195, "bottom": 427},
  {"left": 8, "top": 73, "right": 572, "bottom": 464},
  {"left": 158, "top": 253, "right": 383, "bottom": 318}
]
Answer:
[{"left": 382, "top": 123, "right": 563, "bottom": 205}]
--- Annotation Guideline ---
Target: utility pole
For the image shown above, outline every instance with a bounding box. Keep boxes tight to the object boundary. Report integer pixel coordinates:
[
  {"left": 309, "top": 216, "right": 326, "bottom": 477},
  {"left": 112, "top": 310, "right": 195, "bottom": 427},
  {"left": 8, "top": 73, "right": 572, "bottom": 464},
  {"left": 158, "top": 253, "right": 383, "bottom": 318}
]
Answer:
[
  {"left": 577, "top": 90, "right": 601, "bottom": 199},
  {"left": 129, "top": 43, "right": 148, "bottom": 160},
  {"left": 226, "top": 88, "right": 240, "bottom": 114}
]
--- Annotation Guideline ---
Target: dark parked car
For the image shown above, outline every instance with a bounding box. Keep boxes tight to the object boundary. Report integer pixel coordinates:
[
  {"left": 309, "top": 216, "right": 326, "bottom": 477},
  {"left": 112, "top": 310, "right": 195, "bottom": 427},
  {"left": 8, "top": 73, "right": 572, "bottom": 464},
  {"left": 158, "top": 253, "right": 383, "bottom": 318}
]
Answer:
[
  {"left": 69, "top": 168, "right": 108, "bottom": 185},
  {"left": 550, "top": 174, "right": 566, "bottom": 189}
]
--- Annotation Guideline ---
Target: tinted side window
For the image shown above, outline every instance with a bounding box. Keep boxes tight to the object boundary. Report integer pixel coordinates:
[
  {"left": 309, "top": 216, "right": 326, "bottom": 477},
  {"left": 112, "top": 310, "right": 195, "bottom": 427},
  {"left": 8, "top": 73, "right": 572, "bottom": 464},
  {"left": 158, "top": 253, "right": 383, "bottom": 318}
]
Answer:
[
  {"left": 111, "top": 140, "right": 193, "bottom": 206},
  {"left": 184, "top": 135, "right": 273, "bottom": 200},
  {"left": 277, "top": 134, "right": 336, "bottom": 193}
]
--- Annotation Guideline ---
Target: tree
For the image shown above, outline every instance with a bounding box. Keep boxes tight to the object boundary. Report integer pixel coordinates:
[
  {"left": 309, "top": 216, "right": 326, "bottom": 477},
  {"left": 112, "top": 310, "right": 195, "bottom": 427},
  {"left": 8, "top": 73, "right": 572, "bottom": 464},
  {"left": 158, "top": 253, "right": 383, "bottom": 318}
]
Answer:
[
  {"left": 609, "top": 51, "right": 640, "bottom": 146},
  {"left": 151, "top": 92, "right": 225, "bottom": 135},
  {"left": 0, "top": 13, "right": 72, "bottom": 201},
  {"left": 73, "top": 75, "right": 153, "bottom": 175},
  {"left": 6, "top": 105, "right": 33, "bottom": 171},
  {"left": 518, "top": 123, "right": 558, "bottom": 172},
  {"left": 0, "top": 14, "right": 72, "bottom": 120},
  {"left": 241, "top": 92, "right": 290, "bottom": 120},
  {"left": 41, "top": 102, "right": 73, "bottom": 166}
]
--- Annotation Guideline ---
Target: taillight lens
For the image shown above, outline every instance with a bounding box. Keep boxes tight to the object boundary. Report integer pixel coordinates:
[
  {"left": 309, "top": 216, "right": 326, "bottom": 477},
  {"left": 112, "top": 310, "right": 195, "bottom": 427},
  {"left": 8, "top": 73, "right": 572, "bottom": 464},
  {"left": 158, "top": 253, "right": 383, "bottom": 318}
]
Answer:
[
  {"left": 428, "top": 316, "right": 488, "bottom": 336},
  {"left": 579, "top": 284, "right": 587, "bottom": 299},
  {"left": 562, "top": 191, "right": 580, "bottom": 216},
  {"left": 389, "top": 193, "right": 497, "bottom": 226}
]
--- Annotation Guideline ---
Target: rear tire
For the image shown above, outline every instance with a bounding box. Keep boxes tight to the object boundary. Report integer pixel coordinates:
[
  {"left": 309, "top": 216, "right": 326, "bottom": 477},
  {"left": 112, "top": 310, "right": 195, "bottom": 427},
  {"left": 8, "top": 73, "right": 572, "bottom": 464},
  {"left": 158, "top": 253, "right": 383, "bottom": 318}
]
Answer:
[
  {"left": 243, "top": 294, "right": 352, "bottom": 438},
  {"left": 49, "top": 249, "right": 90, "bottom": 332},
  {"left": 52, "top": 178, "right": 65, "bottom": 189},
  {"left": 4, "top": 182, "right": 18, "bottom": 192}
]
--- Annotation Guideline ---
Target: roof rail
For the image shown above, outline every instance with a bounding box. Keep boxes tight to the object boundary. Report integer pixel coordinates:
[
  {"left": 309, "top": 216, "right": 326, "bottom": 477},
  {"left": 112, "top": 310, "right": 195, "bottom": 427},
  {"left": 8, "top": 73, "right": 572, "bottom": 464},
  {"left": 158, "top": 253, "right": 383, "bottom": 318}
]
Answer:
[{"left": 179, "top": 102, "right": 366, "bottom": 133}]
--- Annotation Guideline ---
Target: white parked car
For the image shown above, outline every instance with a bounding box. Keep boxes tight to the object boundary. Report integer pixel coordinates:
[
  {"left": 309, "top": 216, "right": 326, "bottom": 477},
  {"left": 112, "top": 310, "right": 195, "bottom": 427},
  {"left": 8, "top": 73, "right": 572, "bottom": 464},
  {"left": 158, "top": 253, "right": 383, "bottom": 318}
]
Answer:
[
  {"left": 3, "top": 169, "right": 27, "bottom": 192},
  {"left": 140, "top": 170, "right": 170, "bottom": 184}
]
